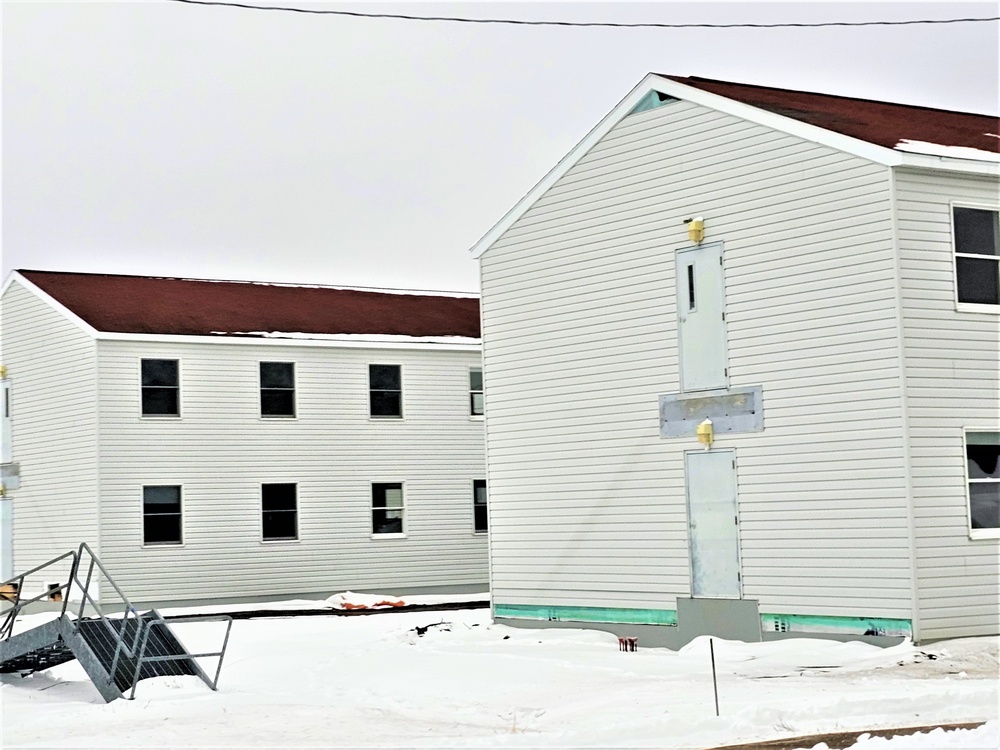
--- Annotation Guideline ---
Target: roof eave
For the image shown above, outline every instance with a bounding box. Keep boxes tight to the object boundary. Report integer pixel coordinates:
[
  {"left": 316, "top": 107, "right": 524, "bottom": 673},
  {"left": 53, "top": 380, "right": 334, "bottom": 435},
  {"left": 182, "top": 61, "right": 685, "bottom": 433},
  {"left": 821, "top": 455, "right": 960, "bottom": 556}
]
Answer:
[
  {"left": 894, "top": 152, "right": 1000, "bottom": 176},
  {"left": 92, "top": 331, "right": 482, "bottom": 351}
]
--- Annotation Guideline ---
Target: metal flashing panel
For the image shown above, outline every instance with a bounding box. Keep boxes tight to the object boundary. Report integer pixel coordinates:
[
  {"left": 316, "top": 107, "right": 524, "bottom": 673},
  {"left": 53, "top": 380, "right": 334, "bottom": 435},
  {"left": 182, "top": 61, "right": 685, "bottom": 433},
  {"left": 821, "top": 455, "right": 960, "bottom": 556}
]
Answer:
[{"left": 660, "top": 385, "right": 764, "bottom": 438}]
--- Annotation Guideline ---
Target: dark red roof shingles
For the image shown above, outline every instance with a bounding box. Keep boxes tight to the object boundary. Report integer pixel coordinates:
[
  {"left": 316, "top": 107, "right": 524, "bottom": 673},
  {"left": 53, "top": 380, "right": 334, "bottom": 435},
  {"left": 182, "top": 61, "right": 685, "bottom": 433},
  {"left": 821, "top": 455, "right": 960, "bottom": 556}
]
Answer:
[
  {"left": 663, "top": 75, "right": 1000, "bottom": 153},
  {"left": 20, "top": 270, "right": 480, "bottom": 339}
]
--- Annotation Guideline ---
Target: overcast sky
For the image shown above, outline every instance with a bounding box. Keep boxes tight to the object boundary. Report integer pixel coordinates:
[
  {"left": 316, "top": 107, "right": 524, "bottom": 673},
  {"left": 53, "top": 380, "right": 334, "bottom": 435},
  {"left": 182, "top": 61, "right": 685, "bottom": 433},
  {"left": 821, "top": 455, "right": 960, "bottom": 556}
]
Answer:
[{"left": 2, "top": 1, "right": 998, "bottom": 293}]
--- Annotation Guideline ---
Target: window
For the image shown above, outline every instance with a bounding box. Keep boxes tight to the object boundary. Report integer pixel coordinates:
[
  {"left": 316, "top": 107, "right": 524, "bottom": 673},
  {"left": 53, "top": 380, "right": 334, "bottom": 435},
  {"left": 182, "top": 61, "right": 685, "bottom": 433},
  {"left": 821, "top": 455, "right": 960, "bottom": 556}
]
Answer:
[
  {"left": 141, "top": 359, "right": 179, "bottom": 416},
  {"left": 954, "top": 206, "right": 999, "bottom": 306},
  {"left": 260, "top": 362, "right": 295, "bottom": 417},
  {"left": 470, "top": 367, "right": 484, "bottom": 416},
  {"left": 372, "top": 482, "right": 404, "bottom": 534},
  {"left": 143, "top": 486, "right": 182, "bottom": 545},
  {"left": 262, "top": 483, "right": 298, "bottom": 541},
  {"left": 369, "top": 365, "right": 402, "bottom": 418},
  {"left": 966, "top": 431, "right": 999, "bottom": 535},
  {"left": 473, "top": 479, "right": 488, "bottom": 533}
]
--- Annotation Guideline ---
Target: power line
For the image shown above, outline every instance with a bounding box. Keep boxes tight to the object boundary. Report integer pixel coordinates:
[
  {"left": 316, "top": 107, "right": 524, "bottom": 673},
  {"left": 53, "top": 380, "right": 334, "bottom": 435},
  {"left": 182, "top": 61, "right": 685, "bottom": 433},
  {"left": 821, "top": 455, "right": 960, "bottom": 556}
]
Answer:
[{"left": 164, "top": 0, "right": 999, "bottom": 29}]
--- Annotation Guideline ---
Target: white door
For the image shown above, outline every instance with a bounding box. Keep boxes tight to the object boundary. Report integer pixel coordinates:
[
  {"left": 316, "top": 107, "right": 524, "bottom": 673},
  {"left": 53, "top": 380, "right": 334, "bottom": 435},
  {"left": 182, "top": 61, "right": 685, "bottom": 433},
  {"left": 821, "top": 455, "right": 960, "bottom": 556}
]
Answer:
[
  {"left": 685, "top": 450, "right": 741, "bottom": 598},
  {"left": 677, "top": 243, "right": 728, "bottom": 391}
]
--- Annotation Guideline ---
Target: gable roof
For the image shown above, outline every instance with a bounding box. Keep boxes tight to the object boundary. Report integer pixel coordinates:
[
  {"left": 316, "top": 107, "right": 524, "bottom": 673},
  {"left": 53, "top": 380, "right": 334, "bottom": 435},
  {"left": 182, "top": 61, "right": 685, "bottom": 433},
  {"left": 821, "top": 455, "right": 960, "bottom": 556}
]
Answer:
[
  {"left": 14, "top": 270, "right": 481, "bottom": 342},
  {"left": 470, "top": 73, "right": 999, "bottom": 259},
  {"left": 663, "top": 75, "right": 999, "bottom": 154}
]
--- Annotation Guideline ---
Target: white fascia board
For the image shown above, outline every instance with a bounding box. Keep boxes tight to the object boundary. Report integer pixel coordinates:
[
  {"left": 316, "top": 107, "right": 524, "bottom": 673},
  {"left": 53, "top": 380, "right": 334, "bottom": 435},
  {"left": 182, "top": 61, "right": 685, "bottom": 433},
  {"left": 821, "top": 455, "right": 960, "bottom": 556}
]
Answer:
[
  {"left": 469, "top": 73, "right": 997, "bottom": 260},
  {"left": 93, "top": 331, "right": 481, "bottom": 352},
  {"left": 895, "top": 152, "right": 1000, "bottom": 177},
  {"left": 0, "top": 272, "right": 100, "bottom": 339}
]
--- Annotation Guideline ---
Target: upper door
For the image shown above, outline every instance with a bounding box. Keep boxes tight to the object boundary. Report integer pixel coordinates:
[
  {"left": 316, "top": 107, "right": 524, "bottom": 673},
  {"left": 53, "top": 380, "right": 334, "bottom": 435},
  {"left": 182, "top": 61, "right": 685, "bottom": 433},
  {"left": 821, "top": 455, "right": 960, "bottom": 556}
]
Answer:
[{"left": 677, "top": 242, "right": 729, "bottom": 392}]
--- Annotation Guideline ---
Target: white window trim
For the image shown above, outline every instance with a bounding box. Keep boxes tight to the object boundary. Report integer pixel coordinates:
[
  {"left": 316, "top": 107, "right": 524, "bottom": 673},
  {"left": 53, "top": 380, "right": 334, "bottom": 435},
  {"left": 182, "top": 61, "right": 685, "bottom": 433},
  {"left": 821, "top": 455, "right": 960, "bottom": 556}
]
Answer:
[
  {"left": 472, "top": 478, "right": 488, "bottom": 535},
  {"left": 261, "top": 482, "right": 300, "bottom": 543},
  {"left": 469, "top": 366, "right": 485, "bottom": 420},
  {"left": 258, "top": 360, "right": 298, "bottom": 420},
  {"left": 951, "top": 201, "right": 1000, "bottom": 315},
  {"left": 964, "top": 428, "right": 1000, "bottom": 540},
  {"left": 371, "top": 481, "right": 406, "bottom": 538},
  {"left": 141, "top": 484, "right": 184, "bottom": 548},
  {"left": 368, "top": 363, "right": 404, "bottom": 420},
  {"left": 139, "top": 358, "right": 182, "bottom": 419}
]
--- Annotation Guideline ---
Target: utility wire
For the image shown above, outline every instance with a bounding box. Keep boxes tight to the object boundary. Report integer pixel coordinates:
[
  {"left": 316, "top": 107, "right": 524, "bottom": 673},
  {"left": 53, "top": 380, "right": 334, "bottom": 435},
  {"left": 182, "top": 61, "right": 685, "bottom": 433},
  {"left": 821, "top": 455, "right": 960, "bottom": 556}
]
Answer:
[{"left": 165, "top": 0, "right": 999, "bottom": 28}]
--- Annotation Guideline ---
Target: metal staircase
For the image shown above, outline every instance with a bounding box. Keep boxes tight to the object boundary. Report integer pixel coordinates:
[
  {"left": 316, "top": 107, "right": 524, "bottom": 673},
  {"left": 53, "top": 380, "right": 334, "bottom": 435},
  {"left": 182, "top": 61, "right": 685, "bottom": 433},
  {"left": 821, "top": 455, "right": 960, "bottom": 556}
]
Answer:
[{"left": 0, "top": 544, "right": 231, "bottom": 702}]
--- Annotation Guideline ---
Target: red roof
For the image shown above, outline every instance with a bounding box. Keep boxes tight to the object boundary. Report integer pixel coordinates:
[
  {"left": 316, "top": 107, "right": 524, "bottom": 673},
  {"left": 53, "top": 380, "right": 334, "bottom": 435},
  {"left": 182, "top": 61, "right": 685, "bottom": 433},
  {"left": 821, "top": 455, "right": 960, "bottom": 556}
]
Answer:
[
  {"left": 663, "top": 75, "right": 1000, "bottom": 153},
  {"left": 19, "top": 270, "right": 480, "bottom": 339}
]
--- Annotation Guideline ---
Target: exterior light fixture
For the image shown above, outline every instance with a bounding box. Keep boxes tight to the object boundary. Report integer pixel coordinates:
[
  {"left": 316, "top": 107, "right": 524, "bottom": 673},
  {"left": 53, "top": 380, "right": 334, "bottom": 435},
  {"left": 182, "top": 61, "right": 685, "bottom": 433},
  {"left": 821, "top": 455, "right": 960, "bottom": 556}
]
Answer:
[
  {"left": 685, "top": 217, "right": 705, "bottom": 245},
  {"left": 696, "top": 418, "right": 714, "bottom": 449}
]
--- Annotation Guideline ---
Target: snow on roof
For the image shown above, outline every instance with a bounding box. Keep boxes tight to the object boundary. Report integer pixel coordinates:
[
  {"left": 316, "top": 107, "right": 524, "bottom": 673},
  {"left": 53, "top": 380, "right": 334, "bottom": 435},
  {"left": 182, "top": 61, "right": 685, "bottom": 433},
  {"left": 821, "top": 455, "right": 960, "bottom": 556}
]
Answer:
[
  {"left": 663, "top": 75, "right": 1000, "bottom": 156},
  {"left": 17, "top": 270, "right": 481, "bottom": 340}
]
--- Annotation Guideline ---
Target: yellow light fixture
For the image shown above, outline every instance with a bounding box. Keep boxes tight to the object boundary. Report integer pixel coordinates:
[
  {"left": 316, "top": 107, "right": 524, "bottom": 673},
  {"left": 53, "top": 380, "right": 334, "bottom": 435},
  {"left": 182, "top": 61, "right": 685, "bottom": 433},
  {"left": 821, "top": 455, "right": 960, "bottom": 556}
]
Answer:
[
  {"left": 686, "top": 217, "right": 705, "bottom": 245},
  {"left": 696, "top": 418, "right": 714, "bottom": 449}
]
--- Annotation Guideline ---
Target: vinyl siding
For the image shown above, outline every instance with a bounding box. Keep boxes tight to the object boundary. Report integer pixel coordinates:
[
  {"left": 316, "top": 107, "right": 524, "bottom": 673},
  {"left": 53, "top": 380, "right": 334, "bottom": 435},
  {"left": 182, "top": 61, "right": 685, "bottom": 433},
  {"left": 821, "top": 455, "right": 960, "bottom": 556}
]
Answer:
[
  {"left": 894, "top": 168, "right": 1000, "bottom": 640},
  {"left": 481, "top": 101, "right": 911, "bottom": 619},
  {"left": 95, "top": 340, "right": 487, "bottom": 603},
  {"left": 0, "top": 279, "right": 99, "bottom": 576}
]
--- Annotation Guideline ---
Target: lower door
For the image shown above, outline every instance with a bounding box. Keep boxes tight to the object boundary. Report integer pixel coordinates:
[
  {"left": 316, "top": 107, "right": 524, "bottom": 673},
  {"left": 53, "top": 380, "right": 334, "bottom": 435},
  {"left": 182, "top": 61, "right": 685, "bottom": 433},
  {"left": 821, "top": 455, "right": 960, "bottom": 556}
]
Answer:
[{"left": 685, "top": 450, "right": 741, "bottom": 598}]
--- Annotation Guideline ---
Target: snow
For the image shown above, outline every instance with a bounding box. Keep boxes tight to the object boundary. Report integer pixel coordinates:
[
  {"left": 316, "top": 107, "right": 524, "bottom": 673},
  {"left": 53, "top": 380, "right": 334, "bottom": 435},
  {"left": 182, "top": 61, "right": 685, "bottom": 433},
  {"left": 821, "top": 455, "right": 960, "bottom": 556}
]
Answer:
[
  {"left": 208, "top": 331, "right": 481, "bottom": 346},
  {"left": 2, "top": 601, "right": 997, "bottom": 749},
  {"left": 894, "top": 139, "right": 1000, "bottom": 162}
]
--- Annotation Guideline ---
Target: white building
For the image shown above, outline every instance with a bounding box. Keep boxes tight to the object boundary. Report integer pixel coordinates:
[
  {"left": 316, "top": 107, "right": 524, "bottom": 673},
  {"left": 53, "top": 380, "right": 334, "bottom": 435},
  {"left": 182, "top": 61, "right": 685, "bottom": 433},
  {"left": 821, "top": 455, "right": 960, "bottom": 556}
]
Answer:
[
  {"left": 0, "top": 270, "right": 488, "bottom": 605},
  {"left": 471, "top": 75, "right": 999, "bottom": 646}
]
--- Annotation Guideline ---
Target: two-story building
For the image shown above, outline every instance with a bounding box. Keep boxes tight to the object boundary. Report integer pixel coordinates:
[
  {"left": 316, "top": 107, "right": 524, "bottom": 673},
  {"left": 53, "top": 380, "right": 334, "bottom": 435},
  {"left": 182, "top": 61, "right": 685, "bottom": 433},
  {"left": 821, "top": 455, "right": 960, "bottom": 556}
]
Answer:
[
  {"left": 471, "top": 75, "right": 999, "bottom": 647},
  {"left": 0, "top": 270, "right": 488, "bottom": 605}
]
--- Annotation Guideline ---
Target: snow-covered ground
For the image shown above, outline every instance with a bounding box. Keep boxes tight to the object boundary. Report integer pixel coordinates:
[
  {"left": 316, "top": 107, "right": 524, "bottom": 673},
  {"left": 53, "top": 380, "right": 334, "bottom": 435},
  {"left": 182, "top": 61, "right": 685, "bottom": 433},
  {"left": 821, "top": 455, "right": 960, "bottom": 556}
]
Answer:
[{"left": 2, "top": 595, "right": 997, "bottom": 749}]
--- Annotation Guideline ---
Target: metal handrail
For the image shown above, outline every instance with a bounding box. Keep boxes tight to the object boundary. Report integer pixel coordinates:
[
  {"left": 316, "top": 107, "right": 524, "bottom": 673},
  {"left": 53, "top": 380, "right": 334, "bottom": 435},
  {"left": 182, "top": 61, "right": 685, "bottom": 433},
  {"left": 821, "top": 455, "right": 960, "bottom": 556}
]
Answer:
[
  {"left": 0, "top": 550, "right": 78, "bottom": 640},
  {"left": 127, "top": 614, "right": 234, "bottom": 699}
]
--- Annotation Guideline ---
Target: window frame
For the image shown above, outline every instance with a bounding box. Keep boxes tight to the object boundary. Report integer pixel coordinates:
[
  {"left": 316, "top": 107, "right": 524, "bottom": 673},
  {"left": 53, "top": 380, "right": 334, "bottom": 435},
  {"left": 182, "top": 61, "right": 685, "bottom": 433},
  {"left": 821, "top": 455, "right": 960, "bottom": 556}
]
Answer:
[
  {"left": 951, "top": 201, "right": 1000, "bottom": 314},
  {"left": 473, "top": 479, "right": 488, "bottom": 534},
  {"left": 259, "top": 361, "right": 297, "bottom": 419},
  {"left": 261, "top": 482, "right": 299, "bottom": 542},
  {"left": 368, "top": 364, "right": 403, "bottom": 420},
  {"left": 469, "top": 366, "right": 484, "bottom": 418},
  {"left": 371, "top": 481, "right": 406, "bottom": 537},
  {"left": 141, "top": 485, "right": 183, "bottom": 547},
  {"left": 964, "top": 428, "right": 1000, "bottom": 540},
  {"left": 140, "top": 358, "right": 181, "bottom": 418}
]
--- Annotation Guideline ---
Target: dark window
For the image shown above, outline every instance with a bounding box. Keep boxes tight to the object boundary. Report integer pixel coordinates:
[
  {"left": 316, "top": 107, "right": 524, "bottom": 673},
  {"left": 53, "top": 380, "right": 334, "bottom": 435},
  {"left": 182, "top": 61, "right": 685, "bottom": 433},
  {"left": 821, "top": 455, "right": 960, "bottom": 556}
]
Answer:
[
  {"left": 967, "top": 432, "right": 1000, "bottom": 531},
  {"left": 262, "top": 483, "right": 298, "bottom": 540},
  {"left": 470, "top": 368, "right": 484, "bottom": 416},
  {"left": 369, "top": 365, "right": 402, "bottom": 418},
  {"left": 372, "top": 482, "right": 404, "bottom": 534},
  {"left": 954, "top": 207, "right": 999, "bottom": 305},
  {"left": 141, "top": 359, "right": 179, "bottom": 416},
  {"left": 473, "top": 479, "right": 488, "bottom": 533},
  {"left": 261, "top": 362, "right": 295, "bottom": 417},
  {"left": 143, "top": 486, "right": 182, "bottom": 545}
]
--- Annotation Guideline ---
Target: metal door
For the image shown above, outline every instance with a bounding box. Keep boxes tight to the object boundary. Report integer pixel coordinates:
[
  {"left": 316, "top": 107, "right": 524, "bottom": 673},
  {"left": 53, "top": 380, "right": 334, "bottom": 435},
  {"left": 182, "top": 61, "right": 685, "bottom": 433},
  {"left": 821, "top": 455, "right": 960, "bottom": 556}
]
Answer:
[
  {"left": 677, "top": 242, "right": 728, "bottom": 391},
  {"left": 685, "top": 449, "right": 741, "bottom": 598}
]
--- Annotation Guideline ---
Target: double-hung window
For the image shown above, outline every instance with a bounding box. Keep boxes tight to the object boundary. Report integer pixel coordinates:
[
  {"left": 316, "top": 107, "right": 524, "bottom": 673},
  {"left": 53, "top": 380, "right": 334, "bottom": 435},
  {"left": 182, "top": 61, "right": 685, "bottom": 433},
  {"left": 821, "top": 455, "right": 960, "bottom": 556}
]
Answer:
[
  {"left": 369, "top": 365, "right": 402, "bottom": 418},
  {"left": 470, "top": 367, "right": 484, "bottom": 416},
  {"left": 141, "top": 359, "right": 179, "bottom": 416},
  {"left": 260, "top": 362, "right": 295, "bottom": 417},
  {"left": 372, "top": 482, "right": 404, "bottom": 534},
  {"left": 966, "top": 431, "right": 999, "bottom": 537},
  {"left": 473, "top": 479, "right": 488, "bottom": 533},
  {"left": 262, "top": 483, "right": 298, "bottom": 541},
  {"left": 954, "top": 206, "right": 999, "bottom": 307},
  {"left": 143, "top": 485, "right": 182, "bottom": 545}
]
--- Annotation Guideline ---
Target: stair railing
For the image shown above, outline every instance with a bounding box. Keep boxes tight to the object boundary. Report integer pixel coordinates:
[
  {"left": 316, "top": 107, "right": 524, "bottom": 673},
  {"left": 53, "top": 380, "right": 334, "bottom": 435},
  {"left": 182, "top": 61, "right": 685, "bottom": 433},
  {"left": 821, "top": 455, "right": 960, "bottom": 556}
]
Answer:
[
  {"left": 127, "top": 613, "right": 234, "bottom": 699},
  {"left": 0, "top": 551, "right": 78, "bottom": 641}
]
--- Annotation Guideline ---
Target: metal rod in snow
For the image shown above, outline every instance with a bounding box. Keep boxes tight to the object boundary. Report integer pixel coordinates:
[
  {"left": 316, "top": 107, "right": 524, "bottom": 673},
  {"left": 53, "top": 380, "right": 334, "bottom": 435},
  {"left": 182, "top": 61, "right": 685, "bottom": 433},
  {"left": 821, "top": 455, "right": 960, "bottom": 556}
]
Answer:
[{"left": 709, "top": 637, "right": 720, "bottom": 717}]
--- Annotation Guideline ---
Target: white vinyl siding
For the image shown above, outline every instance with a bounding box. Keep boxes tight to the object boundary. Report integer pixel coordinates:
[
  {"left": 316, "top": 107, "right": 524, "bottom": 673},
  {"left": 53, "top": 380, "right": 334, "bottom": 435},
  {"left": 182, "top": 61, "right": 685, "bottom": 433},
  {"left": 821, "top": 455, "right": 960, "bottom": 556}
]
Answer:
[
  {"left": 894, "top": 168, "right": 1000, "bottom": 640},
  {"left": 481, "top": 100, "right": 911, "bottom": 619},
  {"left": 94, "top": 340, "right": 486, "bottom": 603},
  {"left": 0, "top": 280, "right": 99, "bottom": 574}
]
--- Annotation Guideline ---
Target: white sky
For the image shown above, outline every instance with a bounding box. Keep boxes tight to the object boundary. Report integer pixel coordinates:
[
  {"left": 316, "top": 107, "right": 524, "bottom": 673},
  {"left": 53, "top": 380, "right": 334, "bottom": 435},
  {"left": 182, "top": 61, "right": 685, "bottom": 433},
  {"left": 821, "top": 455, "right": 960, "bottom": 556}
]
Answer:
[{"left": 2, "top": 1, "right": 998, "bottom": 293}]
